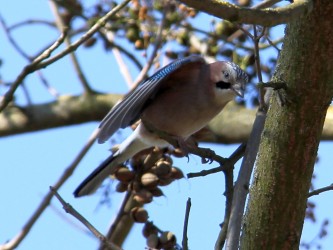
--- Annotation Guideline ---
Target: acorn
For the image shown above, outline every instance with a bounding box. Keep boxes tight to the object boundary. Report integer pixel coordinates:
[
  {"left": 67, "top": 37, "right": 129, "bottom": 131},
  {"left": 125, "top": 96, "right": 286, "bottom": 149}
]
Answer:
[
  {"left": 146, "top": 234, "right": 159, "bottom": 249},
  {"left": 150, "top": 187, "right": 164, "bottom": 197},
  {"left": 115, "top": 167, "right": 135, "bottom": 183},
  {"left": 154, "top": 160, "right": 171, "bottom": 178},
  {"left": 133, "top": 189, "right": 153, "bottom": 204},
  {"left": 160, "top": 231, "right": 176, "bottom": 246},
  {"left": 141, "top": 173, "right": 159, "bottom": 188},
  {"left": 115, "top": 182, "right": 128, "bottom": 193},
  {"left": 130, "top": 207, "right": 148, "bottom": 223},
  {"left": 170, "top": 167, "right": 184, "bottom": 180},
  {"left": 142, "top": 222, "right": 159, "bottom": 238},
  {"left": 158, "top": 177, "right": 174, "bottom": 186}
]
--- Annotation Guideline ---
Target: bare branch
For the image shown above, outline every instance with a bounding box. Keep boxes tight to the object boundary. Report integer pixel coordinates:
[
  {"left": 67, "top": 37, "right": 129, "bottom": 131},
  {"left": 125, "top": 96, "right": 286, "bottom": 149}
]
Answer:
[
  {"left": 38, "top": 0, "right": 131, "bottom": 68},
  {"left": 308, "top": 184, "right": 333, "bottom": 197},
  {"left": 225, "top": 111, "right": 266, "bottom": 250},
  {"left": 187, "top": 143, "right": 246, "bottom": 178},
  {"left": 0, "top": 130, "right": 98, "bottom": 250},
  {"left": 2, "top": 96, "right": 333, "bottom": 143},
  {"left": 50, "top": 1, "right": 96, "bottom": 94},
  {"left": 50, "top": 187, "right": 123, "bottom": 250},
  {"left": 0, "top": 0, "right": 131, "bottom": 112},
  {"left": 182, "top": 198, "right": 192, "bottom": 250},
  {"left": 131, "top": 4, "right": 169, "bottom": 88},
  {"left": 0, "top": 27, "right": 67, "bottom": 112},
  {"left": 179, "top": 0, "right": 313, "bottom": 26},
  {"left": 0, "top": 93, "right": 120, "bottom": 137}
]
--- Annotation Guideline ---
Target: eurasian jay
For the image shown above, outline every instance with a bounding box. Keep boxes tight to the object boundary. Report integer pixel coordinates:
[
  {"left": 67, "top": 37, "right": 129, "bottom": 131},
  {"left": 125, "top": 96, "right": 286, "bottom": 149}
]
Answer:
[{"left": 74, "top": 55, "right": 248, "bottom": 197}]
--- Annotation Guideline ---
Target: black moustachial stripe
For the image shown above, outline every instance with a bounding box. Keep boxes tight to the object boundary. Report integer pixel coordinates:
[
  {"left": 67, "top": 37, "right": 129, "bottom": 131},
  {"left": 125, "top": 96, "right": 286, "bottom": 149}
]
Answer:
[{"left": 216, "top": 81, "right": 231, "bottom": 89}]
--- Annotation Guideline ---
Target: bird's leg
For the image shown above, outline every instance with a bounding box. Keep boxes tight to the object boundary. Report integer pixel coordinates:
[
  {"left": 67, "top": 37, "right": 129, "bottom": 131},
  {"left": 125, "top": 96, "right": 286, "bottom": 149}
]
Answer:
[
  {"left": 172, "top": 136, "right": 222, "bottom": 164},
  {"left": 142, "top": 120, "right": 222, "bottom": 164}
]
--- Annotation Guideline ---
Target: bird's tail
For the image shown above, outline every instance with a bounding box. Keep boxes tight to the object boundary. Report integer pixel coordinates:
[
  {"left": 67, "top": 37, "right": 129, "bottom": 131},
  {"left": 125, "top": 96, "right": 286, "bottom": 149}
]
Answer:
[
  {"left": 74, "top": 126, "right": 152, "bottom": 197},
  {"left": 73, "top": 154, "right": 121, "bottom": 197}
]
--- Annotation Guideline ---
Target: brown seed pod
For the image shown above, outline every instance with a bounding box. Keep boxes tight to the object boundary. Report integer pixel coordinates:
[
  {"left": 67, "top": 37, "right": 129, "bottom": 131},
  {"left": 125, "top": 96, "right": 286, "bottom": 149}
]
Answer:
[
  {"left": 146, "top": 234, "right": 159, "bottom": 249},
  {"left": 130, "top": 207, "right": 148, "bottom": 223},
  {"left": 142, "top": 222, "right": 159, "bottom": 238},
  {"left": 134, "top": 39, "right": 144, "bottom": 50},
  {"left": 133, "top": 189, "right": 153, "bottom": 204},
  {"left": 158, "top": 177, "right": 174, "bottom": 186},
  {"left": 170, "top": 167, "right": 184, "bottom": 180},
  {"left": 154, "top": 160, "right": 172, "bottom": 178},
  {"left": 150, "top": 187, "right": 164, "bottom": 197},
  {"left": 160, "top": 231, "right": 176, "bottom": 246},
  {"left": 141, "top": 173, "right": 159, "bottom": 188},
  {"left": 162, "top": 155, "right": 173, "bottom": 165},
  {"left": 114, "top": 167, "right": 135, "bottom": 183},
  {"left": 115, "top": 182, "right": 128, "bottom": 193}
]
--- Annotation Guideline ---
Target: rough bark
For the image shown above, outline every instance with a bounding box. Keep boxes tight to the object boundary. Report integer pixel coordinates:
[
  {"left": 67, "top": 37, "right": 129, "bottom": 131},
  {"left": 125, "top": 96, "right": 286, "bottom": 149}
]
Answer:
[{"left": 241, "top": 0, "right": 333, "bottom": 249}]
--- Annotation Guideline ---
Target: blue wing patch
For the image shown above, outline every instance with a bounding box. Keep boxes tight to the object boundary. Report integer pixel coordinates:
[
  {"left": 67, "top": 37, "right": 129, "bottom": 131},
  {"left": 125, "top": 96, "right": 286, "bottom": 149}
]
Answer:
[{"left": 97, "top": 55, "right": 206, "bottom": 143}]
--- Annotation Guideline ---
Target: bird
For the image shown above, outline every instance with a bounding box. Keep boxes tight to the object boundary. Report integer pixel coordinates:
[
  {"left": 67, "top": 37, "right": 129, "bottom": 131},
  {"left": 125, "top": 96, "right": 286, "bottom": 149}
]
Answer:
[{"left": 74, "top": 55, "right": 248, "bottom": 197}]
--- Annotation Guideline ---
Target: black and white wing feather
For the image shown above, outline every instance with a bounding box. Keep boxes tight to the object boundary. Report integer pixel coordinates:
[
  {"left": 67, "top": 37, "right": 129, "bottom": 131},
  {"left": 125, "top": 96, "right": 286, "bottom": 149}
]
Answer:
[{"left": 97, "top": 55, "right": 206, "bottom": 143}]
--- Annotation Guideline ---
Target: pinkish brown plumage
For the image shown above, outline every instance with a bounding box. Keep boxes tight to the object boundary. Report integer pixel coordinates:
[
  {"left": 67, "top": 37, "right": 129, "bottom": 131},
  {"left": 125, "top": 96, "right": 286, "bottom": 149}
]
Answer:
[{"left": 74, "top": 56, "right": 248, "bottom": 197}]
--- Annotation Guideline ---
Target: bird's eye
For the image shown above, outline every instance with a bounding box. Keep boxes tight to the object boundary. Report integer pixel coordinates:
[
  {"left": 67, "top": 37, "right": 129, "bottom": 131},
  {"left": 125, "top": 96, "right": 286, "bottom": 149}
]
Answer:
[{"left": 223, "top": 71, "right": 230, "bottom": 79}]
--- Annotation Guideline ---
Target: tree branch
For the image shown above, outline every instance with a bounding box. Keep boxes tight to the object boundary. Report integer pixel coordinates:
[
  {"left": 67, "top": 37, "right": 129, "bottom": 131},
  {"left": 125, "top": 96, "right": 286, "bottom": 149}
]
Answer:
[
  {"left": 0, "top": 129, "right": 98, "bottom": 250},
  {"left": 50, "top": 187, "right": 123, "bottom": 250},
  {"left": 308, "top": 184, "right": 333, "bottom": 197},
  {"left": 179, "top": 0, "right": 313, "bottom": 26},
  {"left": 1, "top": 95, "right": 333, "bottom": 143},
  {"left": 0, "top": 27, "right": 67, "bottom": 112},
  {"left": 0, "top": 0, "right": 131, "bottom": 112}
]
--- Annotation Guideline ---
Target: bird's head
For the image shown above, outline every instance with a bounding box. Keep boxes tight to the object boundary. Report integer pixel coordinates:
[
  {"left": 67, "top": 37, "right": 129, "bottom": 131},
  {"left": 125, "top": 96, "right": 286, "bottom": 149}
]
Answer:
[{"left": 212, "top": 61, "right": 248, "bottom": 99}]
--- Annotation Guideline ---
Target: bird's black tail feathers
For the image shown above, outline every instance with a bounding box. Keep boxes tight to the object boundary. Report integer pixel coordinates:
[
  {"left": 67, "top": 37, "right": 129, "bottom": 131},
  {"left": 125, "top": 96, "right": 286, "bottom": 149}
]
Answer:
[{"left": 73, "top": 154, "right": 118, "bottom": 197}]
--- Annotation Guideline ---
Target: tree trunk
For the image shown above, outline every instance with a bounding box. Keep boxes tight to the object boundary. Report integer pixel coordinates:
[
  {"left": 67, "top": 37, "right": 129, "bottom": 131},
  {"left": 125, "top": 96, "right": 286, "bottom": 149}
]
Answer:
[{"left": 241, "top": 0, "right": 333, "bottom": 249}]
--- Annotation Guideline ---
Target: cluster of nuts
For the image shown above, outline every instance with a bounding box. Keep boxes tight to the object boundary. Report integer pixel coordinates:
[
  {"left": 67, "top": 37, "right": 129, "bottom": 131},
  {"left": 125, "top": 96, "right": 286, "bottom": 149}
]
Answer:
[
  {"left": 113, "top": 149, "right": 183, "bottom": 248},
  {"left": 114, "top": 153, "right": 184, "bottom": 207},
  {"left": 143, "top": 222, "right": 177, "bottom": 250}
]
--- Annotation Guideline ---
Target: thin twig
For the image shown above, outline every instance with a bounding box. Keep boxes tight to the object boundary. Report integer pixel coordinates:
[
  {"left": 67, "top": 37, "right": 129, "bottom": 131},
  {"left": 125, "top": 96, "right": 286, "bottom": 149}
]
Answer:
[
  {"left": 0, "top": 0, "right": 131, "bottom": 112},
  {"left": 0, "top": 15, "right": 31, "bottom": 59},
  {"left": 182, "top": 198, "right": 192, "bottom": 250},
  {"left": 112, "top": 46, "right": 134, "bottom": 88},
  {"left": 308, "top": 184, "right": 333, "bottom": 197},
  {"left": 131, "top": 3, "right": 169, "bottom": 88},
  {"left": 0, "top": 27, "right": 67, "bottom": 112},
  {"left": 50, "top": 0, "right": 94, "bottom": 94},
  {"left": 8, "top": 19, "right": 56, "bottom": 30},
  {"left": 225, "top": 111, "right": 266, "bottom": 250},
  {"left": 214, "top": 143, "right": 246, "bottom": 249},
  {"left": 187, "top": 143, "right": 246, "bottom": 179},
  {"left": 214, "top": 156, "right": 234, "bottom": 250},
  {"left": 0, "top": 129, "right": 99, "bottom": 250},
  {"left": 50, "top": 187, "right": 123, "bottom": 250},
  {"left": 253, "top": 26, "right": 266, "bottom": 110},
  {"left": 1, "top": 14, "right": 61, "bottom": 99}
]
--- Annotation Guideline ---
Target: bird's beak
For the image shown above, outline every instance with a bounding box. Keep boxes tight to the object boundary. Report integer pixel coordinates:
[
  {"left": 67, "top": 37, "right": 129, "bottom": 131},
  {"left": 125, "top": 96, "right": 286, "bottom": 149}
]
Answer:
[{"left": 232, "top": 83, "right": 245, "bottom": 98}]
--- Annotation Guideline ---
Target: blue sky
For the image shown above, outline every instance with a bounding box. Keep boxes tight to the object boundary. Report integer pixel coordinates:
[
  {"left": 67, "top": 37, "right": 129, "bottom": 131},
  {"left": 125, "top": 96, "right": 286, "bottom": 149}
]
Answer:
[{"left": 1, "top": 1, "right": 332, "bottom": 249}]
